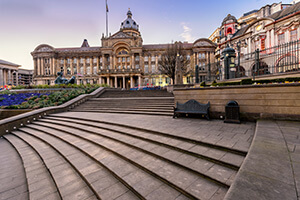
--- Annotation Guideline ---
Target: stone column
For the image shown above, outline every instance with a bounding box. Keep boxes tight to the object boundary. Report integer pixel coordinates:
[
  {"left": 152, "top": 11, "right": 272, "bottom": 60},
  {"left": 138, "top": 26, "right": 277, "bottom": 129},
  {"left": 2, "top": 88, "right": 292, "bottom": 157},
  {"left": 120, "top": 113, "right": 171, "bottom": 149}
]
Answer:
[
  {"left": 138, "top": 75, "right": 141, "bottom": 87},
  {"left": 8, "top": 70, "right": 11, "bottom": 85},
  {"left": 106, "top": 76, "right": 110, "bottom": 86},
  {"left": 16, "top": 72, "right": 19, "bottom": 86},
  {"left": 83, "top": 58, "right": 86, "bottom": 75},
  {"left": 196, "top": 53, "right": 199, "bottom": 65},
  {"left": 90, "top": 57, "right": 93, "bottom": 75},
  {"left": 70, "top": 58, "right": 73, "bottom": 75},
  {"left": 53, "top": 58, "right": 56, "bottom": 76},
  {"left": 110, "top": 55, "right": 113, "bottom": 69},
  {"left": 130, "top": 76, "right": 134, "bottom": 88},
  {"left": 0, "top": 68, "right": 3, "bottom": 86},
  {"left": 76, "top": 57, "right": 80, "bottom": 76},
  {"left": 97, "top": 57, "right": 100, "bottom": 74},
  {"left": 63, "top": 58, "right": 67, "bottom": 76},
  {"left": 122, "top": 76, "right": 125, "bottom": 89},
  {"left": 131, "top": 54, "right": 134, "bottom": 69},
  {"left": 114, "top": 76, "right": 118, "bottom": 88},
  {"left": 99, "top": 77, "right": 102, "bottom": 84},
  {"left": 34, "top": 59, "right": 37, "bottom": 76},
  {"left": 37, "top": 58, "right": 41, "bottom": 75},
  {"left": 41, "top": 58, "right": 44, "bottom": 76}
]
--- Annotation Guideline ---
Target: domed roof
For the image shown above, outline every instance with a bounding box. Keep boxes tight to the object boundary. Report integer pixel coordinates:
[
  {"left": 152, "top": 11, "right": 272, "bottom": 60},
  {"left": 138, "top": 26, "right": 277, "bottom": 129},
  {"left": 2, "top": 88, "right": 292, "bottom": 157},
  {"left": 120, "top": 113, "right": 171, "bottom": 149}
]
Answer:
[
  {"left": 120, "top": 9, "right": 139, "bottom": 31},
  {"left": 222, "top": 14, "right": 237, "bottom": 26}
]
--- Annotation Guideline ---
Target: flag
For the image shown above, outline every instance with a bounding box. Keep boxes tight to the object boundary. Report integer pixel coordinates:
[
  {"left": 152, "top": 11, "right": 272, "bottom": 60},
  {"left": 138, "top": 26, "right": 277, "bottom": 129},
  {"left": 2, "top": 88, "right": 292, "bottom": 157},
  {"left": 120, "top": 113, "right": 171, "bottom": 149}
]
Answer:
[
  {"left": 106, "top": 0, "right": 109, "bottom": 12},
  {"left": 77, "top": 73, "right": 83, "bottom": 77}
]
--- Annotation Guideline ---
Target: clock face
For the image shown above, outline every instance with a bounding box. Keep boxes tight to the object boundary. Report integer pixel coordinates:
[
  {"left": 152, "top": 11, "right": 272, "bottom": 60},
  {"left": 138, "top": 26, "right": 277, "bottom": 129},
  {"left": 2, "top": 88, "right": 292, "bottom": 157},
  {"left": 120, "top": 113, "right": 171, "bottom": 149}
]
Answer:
[{"left": 256, "top": 25, "right": 262, "bottom": 31}]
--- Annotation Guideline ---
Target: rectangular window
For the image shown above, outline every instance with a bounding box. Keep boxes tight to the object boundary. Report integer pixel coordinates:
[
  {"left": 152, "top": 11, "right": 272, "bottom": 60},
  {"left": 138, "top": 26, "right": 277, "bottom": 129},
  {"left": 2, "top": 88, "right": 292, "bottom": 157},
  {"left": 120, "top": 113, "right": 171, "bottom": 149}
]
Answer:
[
  {"left": 151, "top": 65, "right": 156, "bottom": 73},
  {"left": 122, "top": 57, "right": 125, "bottom": 62},
  {"left": 290, "top": 30, "right": 297, "bottom": 41},
  {"left": 60, "top": 59, "right": 64, "bottom": 64},
  {"left": 152, "top": 78, "right": 156, "bottom": 85},
  {"left": 127, "top": 57, "right": 130, "bottom": 62},
  {"left": 151, "top": 56, "right": 155, "bottom": 62},
  {"left": 100, "top": 57, "right": 103, "bottom": 63},
  {"left": 278, "top": 33, "right": 285, "bottom": 45},
  {"left": 93, "top": 58, "right": 97, "bottom": 63},
  {"left": 80, "top": 58, "right": 84, "bottom": 63},
  {"left": 144, "top": 65, "right": 149, "bottom": 73},
  {"left": 261, "top": 39, "right": 265, "bottom": 50},
  {"left": 93, "top": 66, "right": 97, "bottom": 74},
  {"left": 67, "top": 67, "right": 71, "bottom": 75},
  {"left": 87, "top": 67, "right": 91, "bottom": 74},
  {"left": 144, "top": 56, "right": 149, "bottom": 62},
  {"left": 86, "top": 58, "right": 90, "bottom": 63},
  {"left": 187, "top": 55, "right": 190, "bottom": 60},
  {"left": 135, "top": 55, "right": 140, "bottom": 61},
  {"left": 80, "top": 67, "right": 84, "bottom": 74},
  {"left": 74, "top": 67, "right": 77, "bottom": 74},
  {"left": 67, "top": 58, "right": 70, "bottom": 64},
  {"left": 135, "top": 64, "right": 139, "bottom": 69},
  {"left": 73, "top": 58, "right": 77, "bottom": 64}
]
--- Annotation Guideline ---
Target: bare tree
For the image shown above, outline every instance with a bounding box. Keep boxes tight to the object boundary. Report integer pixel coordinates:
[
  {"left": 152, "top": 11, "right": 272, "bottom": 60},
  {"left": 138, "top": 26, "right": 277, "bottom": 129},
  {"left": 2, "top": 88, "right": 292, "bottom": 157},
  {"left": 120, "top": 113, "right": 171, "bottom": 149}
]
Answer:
[{"left": 158, "top": 42, "right": 190, "bottom": 84}]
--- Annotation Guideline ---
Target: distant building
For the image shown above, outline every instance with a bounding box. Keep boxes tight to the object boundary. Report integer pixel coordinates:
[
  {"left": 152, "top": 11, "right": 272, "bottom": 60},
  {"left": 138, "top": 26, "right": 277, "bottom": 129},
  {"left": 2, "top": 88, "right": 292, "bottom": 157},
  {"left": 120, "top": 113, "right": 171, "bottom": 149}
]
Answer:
[
  {"left": 32, "top": 9, "right": 216, "bottom": 87},
  {"left": 211, "top": 1, "right": 300, "bottom": 80},
  {"left": 0, "top": 59, "right": 20, "bottom": 87},
  {"left": 17, "top": 69, "right": 33, "bottom": 86}
]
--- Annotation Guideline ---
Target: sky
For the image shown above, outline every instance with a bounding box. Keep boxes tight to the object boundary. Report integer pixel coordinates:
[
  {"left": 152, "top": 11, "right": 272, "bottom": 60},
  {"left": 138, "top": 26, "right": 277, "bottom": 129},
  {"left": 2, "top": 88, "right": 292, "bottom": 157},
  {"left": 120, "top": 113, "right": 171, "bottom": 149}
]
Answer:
[{"left": 0, "top": 0, "right": 293, "bottom": 69}]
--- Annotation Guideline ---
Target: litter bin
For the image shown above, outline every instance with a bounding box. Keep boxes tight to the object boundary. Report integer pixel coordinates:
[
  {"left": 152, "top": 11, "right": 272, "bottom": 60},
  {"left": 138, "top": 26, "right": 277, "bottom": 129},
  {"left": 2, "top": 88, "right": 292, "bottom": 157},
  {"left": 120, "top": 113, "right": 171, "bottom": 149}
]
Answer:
[{"left": 224, "top": 100, "right": 240, "bottom": 123}]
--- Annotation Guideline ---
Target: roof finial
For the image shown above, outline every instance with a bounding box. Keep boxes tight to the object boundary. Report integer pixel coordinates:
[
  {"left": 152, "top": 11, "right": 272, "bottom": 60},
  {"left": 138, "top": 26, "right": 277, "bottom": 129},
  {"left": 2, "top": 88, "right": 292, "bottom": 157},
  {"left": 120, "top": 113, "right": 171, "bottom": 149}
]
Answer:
[{"left": 127, "top": 8, "right": 132, "bottom": 18}]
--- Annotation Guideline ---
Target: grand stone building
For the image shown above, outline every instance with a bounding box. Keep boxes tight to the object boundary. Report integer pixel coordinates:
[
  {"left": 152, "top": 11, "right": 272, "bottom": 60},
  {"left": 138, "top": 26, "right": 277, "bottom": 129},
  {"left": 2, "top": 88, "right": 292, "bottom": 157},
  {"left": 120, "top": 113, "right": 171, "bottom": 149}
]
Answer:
[
  {"left": 32, "top": 9, "right": 216, "bottom": 88},
  {"left": 209, "top": 1, "right": 300, "bottom": 80}
]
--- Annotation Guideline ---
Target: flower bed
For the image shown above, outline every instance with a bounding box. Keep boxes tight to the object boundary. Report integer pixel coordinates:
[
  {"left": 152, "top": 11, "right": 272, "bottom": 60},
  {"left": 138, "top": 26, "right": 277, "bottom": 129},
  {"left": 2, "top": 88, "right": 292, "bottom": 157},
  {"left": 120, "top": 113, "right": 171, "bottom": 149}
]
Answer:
[{"left": 0, "top": 86, "right": 99, "bottom": 109}]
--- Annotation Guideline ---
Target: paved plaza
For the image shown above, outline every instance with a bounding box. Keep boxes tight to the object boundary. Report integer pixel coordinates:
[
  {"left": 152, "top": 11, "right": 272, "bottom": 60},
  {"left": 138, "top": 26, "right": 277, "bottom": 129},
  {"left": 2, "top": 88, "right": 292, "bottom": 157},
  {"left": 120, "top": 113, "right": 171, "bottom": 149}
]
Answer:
[{"left": 0, "top": 111, "right": 299, "bottom": 199}]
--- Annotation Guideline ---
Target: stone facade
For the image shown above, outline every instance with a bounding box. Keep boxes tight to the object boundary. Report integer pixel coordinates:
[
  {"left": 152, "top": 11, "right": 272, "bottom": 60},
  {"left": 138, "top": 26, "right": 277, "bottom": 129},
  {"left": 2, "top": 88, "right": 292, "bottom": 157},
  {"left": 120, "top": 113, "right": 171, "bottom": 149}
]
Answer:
[
  {"left": 32, "top": 10, "right": 216, "bottom": 88},
  {"left": 215, "top": 2, "right": 300, "bottom": 79},
  {"left": 0, "top": 59, "right": 20, "bottom": 87}
]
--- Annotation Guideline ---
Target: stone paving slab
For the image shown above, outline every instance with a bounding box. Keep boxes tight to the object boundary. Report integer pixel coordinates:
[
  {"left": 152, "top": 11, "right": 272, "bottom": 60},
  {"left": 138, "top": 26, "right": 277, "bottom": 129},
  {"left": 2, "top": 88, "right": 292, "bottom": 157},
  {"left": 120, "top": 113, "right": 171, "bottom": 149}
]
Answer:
[
  {"left": 0, "top": 139, "right": 28, "bottom": 200},
  {"left": 224, "top": 120, "right": 300, "bottom": 200},
  {"left": 54, "top": 112, "right": 255, "bottom": 153}
]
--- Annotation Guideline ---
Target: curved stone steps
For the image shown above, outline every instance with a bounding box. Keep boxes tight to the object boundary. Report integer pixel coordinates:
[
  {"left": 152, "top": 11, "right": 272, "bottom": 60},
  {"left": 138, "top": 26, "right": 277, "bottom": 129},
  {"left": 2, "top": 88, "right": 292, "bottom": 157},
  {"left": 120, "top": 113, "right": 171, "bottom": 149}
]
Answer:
[
  {"left": 3, "top": 134, "right": 61, "bottom": 200},
  {"left": 29, "top": 119, "right": 230, "bottom": 199},
  {"left": 44, "top": 116, "right": 243, "bottom": 169},
  {"left": 0, "top": 138, "right": 29, "bottom": 200},
  {"left": 15, "top": 127, "right": 142, "bottom": 200},
  {"left": 37, "top": 118, "right": 237, "bottom": 186},
  {"left": 48, "top": 115, "right": 247, "bottom": 156},
  {"left": 7, "top": 131, "right": 101, "bottom": 200},
  {"left": 20, "top": 125, "right": 190, "bottom": 200}
]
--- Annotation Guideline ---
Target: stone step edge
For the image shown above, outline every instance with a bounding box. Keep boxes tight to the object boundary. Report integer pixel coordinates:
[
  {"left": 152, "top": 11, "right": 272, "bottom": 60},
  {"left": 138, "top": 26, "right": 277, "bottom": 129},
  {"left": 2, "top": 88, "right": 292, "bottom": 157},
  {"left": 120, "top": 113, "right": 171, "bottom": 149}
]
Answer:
[
  {"left": 27, "top": 122, "right": 199, "bottom": 200},
  {"left": 93, "top": 97, "right": 174, "bottom": 100},
  {"left": 70, "top": 110, "right": 174, "bottom": 116},
  {"left": 16, "top": 128, "right": 102, "bottom": 200},
  {"left": 73, "top": 108, "right": 173, "bottom": 113},
  {"left": 35, "top": 119, "right": 232, "bottom": 188},
  {"left": 3, "top": 133, "right": 62, "bottom": 200},
  {"left": 45, "top": 116, "right": 241, "bottom": 170},
  {"left": 50, "top": 114, "right": 247, "bottom": 156}
]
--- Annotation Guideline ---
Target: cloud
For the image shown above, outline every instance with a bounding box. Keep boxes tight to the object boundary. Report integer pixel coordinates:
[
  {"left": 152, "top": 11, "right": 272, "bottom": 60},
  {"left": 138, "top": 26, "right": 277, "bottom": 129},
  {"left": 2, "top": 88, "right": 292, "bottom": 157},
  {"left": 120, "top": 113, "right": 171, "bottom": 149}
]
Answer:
[{"left": 179, "top": 23, "right": 195, "bottom": 42}]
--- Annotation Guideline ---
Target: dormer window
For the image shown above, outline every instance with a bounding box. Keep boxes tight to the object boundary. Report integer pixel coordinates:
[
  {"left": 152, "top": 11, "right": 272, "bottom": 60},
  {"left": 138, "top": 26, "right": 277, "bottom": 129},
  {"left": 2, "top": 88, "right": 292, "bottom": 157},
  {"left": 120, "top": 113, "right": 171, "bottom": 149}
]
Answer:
[{"left": 126, "top": 21, "right": 130, "bottom": 24}]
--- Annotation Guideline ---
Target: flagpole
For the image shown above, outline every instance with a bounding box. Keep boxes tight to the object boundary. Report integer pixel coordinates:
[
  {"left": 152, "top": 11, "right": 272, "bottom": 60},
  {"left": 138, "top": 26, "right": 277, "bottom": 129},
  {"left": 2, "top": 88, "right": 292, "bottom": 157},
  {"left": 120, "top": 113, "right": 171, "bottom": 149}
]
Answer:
[{"left": 106, "top": 0, "right": 108, "bottom": 37}]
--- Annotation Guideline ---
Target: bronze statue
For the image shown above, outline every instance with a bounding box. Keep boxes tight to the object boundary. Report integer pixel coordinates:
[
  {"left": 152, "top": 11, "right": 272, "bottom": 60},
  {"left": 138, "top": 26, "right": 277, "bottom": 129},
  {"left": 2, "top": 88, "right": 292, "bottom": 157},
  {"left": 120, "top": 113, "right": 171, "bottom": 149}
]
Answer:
[{"left": 55, "top": 72, "right": 76, "bottom": 84}]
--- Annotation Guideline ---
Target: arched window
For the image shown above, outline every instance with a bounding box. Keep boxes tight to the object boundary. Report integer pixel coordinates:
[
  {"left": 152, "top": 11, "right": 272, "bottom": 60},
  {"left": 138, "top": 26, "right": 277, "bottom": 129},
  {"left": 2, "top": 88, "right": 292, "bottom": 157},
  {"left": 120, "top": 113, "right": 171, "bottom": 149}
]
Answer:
[{"left": 227, "top": 27, "right": 232, "bottom": 35}]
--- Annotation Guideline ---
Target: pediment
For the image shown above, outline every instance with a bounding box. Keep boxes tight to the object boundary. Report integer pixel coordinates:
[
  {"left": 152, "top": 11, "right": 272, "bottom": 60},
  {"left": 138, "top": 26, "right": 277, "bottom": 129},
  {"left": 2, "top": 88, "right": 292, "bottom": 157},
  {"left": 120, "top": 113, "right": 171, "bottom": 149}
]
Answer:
[
  {"left": 111, "top": 32, "right": 132, "bottom": 39},
  {"left": 194, "top": 41, "right": 212, "bottom": 46}
]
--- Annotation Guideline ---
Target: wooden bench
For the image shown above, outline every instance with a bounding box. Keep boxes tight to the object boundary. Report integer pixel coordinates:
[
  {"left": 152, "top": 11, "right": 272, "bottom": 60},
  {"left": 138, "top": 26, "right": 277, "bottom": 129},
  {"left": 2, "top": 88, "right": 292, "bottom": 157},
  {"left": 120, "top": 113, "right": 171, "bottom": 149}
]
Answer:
[{"left": 173, "top": 99, "right": 210, "bottom": 120}]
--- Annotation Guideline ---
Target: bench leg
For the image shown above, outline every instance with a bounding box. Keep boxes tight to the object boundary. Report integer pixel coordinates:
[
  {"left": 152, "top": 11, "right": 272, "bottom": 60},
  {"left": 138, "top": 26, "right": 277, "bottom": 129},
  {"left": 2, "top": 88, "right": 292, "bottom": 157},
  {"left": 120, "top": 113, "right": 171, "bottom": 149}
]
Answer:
[{"left": 206, "top": 114, "right": 210, "bottom": 120}]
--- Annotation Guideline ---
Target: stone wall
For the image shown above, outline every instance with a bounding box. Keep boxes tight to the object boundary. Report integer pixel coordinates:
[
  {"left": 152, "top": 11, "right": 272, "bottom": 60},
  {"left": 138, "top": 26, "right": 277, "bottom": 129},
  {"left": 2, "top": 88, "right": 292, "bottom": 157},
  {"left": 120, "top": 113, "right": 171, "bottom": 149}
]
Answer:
[{"left": 173, "top": 83, "right": 300, "bottom": 120}]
